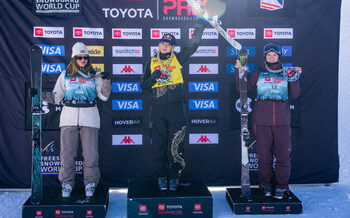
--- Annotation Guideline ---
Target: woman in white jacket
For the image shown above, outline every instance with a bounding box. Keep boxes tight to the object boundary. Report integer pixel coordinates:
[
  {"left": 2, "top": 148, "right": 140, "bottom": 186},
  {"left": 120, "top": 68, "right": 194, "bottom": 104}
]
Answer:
[{"left": 32, "top": 42, "right": 111, "bottom": 197}]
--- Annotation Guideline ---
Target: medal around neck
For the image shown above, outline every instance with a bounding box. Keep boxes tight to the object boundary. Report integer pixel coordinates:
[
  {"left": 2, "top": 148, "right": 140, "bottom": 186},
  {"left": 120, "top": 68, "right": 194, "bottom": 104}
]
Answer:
[
  {"left": 156, "top": 69, "right": 171, "bottom": 85},
  {"left": 283, "top": 67, "right": 300, "bottom": 82}
]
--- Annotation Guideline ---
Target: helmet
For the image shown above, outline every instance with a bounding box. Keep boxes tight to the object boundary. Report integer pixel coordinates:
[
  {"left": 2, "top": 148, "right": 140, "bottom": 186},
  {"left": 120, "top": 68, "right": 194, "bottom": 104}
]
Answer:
[
  {"left": 71, "top": 42, "right": 89, "bottom": 58},
  {"left": 264, "top": 42, "right": 282, "bottom": 57}
]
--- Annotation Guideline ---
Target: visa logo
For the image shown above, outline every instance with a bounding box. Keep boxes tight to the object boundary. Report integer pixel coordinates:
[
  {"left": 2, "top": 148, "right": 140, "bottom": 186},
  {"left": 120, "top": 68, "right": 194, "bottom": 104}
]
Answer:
[
  {"left": 189, "top": 82, "right": 218, "bottom": 92},
  {"left": 189, "top": 99, "right": 218, "bottom": 110},
  {"left": 37, "top": 45, "right": 65, "bottom": 56},
  {"left": 42, "top": 63, "right": 65, "bottom": 74},
  {"left": 227, "top": 46, "right": 256, "bottom": 57},
  {"left": 226, "top": 64, "right": 255, "bottom": 74},
  {"left": 112, "top": 82, "right": 142, "bottom": 93},
  {"left": 112, "top": 100, "right": 142, "bottom": 110}
]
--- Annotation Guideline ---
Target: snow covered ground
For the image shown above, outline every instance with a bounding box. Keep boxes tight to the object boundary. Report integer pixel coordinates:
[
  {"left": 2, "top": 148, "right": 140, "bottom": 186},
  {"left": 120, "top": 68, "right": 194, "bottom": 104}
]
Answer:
[{"left": 1, "top": 2, "right": 350, "bottom": 218}]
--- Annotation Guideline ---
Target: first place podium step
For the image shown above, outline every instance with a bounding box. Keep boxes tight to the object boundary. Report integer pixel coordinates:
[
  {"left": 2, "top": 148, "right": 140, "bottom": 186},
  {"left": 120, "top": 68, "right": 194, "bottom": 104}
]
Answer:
[{"left": 127, "top": 178, "right": 213, "bottom": 217}]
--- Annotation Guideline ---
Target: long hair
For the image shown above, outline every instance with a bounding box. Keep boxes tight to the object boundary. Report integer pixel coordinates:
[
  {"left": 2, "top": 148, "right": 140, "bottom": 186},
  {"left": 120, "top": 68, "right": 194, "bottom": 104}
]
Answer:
[{"left": 66, "top": 56, "right": 94, "bottom": 76}]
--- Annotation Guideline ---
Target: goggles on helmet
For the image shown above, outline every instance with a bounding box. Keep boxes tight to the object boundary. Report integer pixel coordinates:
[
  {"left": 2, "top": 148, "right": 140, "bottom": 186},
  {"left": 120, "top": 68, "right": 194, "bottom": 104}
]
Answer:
[{"left": 264, "top": 43, "right": 282, "bottom": 56}]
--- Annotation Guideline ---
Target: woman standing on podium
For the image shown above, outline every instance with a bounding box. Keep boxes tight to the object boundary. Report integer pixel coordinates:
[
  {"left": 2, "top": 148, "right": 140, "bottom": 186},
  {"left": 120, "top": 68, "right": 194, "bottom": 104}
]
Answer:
[
  {"left": 30, "top": 42, "right": 111, "bottom": 197},
  {"left": 140, "top": 19, "right": 206, "bottom": 191},
  {"left": 235, "top": 42, "right": 302, "bottom": 200}
]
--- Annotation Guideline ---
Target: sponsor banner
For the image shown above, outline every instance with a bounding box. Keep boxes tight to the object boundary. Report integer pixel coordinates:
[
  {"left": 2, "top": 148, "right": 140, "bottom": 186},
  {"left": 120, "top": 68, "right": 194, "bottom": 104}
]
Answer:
[
  {"left": 188, "top": 82, "right": 218, "bottom": 92},
  {"left": 191, "top": 46, "right": 219, "bottom": 57},
  {"left": 189, "top": 134, "right": 219, "bottom": 144},
  {"left": 36, "top": 45, "right": 65, "bottom": 56},
  {"left": 113, "top": 64, "right": 143, "bottom": 75},
  {"left": 33, "top": 0, "right": 82, "bottom": 16},
  {"left": 112, "top": 82, "right": 142, "bottom": 93},
  {"left": 150, "top": 28, "right": 181, "bottom": 39},
  {"left": 91, "top": 64, "right": 104, "bottom": 73},
  {"left": 189, "top": 99, "right": 218, "bottom": 110},
  {"left": 112, "top": 117, "right": 143, "bottom": 128},
  {"left": 87, "top": 46, "right": 104, "bottom": 57},
  {"left": 42, "top": 63, "right": 65, "bottom": 74},
  {"left": 112, "top": 28, "right": 143, "bottom": 39},
  {"left": 227, "top": 28, "right": 256, "bottom": 39},
  {"left": 226, "top": 64, "right": 255, "bottom": 74},
  {"left": 189, "top": 28, "right": 219, "bottom": 39},
  {"left": 102, "top": 8, "right": 154, "bottom": 19},
  {"left": 73, "top": 27, "right": 104, "bottom": 39},
  {"left": 112, "top": 100, "right": 142, "bottom": 110},
  {"left": 189, "top": 64, "right": 218, "bottom": 75},
  {"left": 112, "top": 134, "right": 143, "bottom": 145},
  {"left": 150, "top": 46, "right": 180, "bottom": 57},
  {"left": 227, "top": 46, "right": 256, "bottom": 57},
  {"left": 33, "top": 26, "right": 64, "bottom": 38},
  {"left": 113, "top": 46, "right": 142, "bottom": 57},
  {"left": 189, "top": 117, "right": 218, "bottom": 127},
  {"left": 260, "top": 0, "right": 284, "bottom": 11},
  {"left": 248, "top": 0, "right": 296, "bottom": 17},
  {"left": 264, "top": 28, "right": 293, "bottom": 39}
]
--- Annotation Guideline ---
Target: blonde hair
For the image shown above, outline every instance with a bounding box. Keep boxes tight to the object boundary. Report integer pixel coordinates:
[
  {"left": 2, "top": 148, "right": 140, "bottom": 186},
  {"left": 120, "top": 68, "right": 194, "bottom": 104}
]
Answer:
[
  {"left": 66, "top": 56, "right": 94, "bottom": 76},
  {"left": 157, "top": 44, "right": 175, "bottom": 69}
]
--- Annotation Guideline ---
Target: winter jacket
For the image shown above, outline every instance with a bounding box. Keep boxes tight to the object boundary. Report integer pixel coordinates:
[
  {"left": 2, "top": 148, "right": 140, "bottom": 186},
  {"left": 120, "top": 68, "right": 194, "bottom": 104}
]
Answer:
[
  {"left": 236, "top": 62, "right": 300, "bottom": 126},
  {"left": 140, "top": 20, "right": 205, "bottom": 104},
  {"left": 43, "top": 70, "right": 112, "bottom": 128}
]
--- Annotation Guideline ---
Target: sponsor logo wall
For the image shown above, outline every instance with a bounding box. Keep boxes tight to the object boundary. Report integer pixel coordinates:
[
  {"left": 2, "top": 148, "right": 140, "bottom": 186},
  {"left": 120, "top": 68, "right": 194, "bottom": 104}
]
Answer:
[{"left": 6, "top": 0, "right": 338, "bottom": 188}]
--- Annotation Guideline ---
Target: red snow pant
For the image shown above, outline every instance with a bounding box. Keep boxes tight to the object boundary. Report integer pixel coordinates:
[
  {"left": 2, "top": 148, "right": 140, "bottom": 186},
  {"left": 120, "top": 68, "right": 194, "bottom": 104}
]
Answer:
[{"left": 255, "top": 125, "right": 292, "bottom": 190}]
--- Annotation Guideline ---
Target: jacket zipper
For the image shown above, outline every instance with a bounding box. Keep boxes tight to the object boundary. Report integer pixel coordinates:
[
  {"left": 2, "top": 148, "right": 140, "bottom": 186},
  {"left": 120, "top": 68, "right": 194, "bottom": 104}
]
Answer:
[{"left": 273, "top": 101, "right": 276, "bottom": 126}]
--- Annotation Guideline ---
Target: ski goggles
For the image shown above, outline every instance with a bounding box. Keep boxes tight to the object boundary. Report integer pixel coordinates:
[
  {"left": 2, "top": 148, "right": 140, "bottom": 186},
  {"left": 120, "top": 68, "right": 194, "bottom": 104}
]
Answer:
[{"left": 264, "top": 43, "right": 282, "bottom": 56}]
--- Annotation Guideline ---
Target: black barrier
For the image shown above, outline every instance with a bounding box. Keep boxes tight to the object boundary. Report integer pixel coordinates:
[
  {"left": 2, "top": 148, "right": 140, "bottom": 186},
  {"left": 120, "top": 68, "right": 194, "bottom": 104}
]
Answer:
[{"left": 0, "top": 0, "right": 340, "bottom": 188}]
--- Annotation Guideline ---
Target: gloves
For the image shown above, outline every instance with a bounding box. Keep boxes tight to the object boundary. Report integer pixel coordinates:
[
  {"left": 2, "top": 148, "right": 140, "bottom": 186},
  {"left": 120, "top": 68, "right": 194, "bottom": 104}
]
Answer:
[
  {"left": 28, "top": 88, "right": 38, "bottom": 97},
  {"left": 151, "top": 70, "right": 162, "bottom": 82},
  {"left": 101, "top": 72, "right": 111, "bottom": 80}
]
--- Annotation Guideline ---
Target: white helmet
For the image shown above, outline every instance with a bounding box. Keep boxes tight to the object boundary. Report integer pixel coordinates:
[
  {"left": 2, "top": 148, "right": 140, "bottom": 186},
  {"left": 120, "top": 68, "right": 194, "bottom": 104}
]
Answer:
[{"left": 71, "top": 42, "right": 89, "bottom": 58}]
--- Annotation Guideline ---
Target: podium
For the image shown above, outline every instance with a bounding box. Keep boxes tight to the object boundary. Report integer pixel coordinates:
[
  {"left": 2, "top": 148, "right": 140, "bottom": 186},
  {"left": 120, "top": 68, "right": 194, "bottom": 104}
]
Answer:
[
  {"left": 127, "top": 178, "right": 212, "bottom": 217},
  {"left": 22, "top": 186, "right": 109, "bottom": 218},
  {"left": 226, "top": 187, "right": 302, "bottom": 214}
]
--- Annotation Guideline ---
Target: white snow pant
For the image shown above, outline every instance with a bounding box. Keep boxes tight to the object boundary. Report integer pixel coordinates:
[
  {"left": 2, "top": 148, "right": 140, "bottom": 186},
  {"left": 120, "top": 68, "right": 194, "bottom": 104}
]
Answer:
[{"left": 58, "top": 126, "right": 100, "bottom": 187}]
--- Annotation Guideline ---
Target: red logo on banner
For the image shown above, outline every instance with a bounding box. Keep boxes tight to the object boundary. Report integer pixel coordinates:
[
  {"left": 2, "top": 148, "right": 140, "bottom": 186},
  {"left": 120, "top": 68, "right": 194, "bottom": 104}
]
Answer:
[
  {"left": 136, "top": 50, "right": 140, "bottom": 54},
  {"left": 265, "top": 30, "right": 273, "bottom": 38},
  {"left": 152, "top": 30, "right": 160, "bottom": 38},
  {"left": 158, "top": 204, "right": 165, "bottom": 211},
  {"left": 194, "top": 204, "right": 201, "bottom": 211},
  {"left": 35, "top": 28, "right": 43, "bottom": 36},
  {"left": 70, "top": 77, "right": 77, "bottom": 81},
  {"left": 246, "top": 206, "right": 251, "bottom": 211},
  {"left": 197, "top": 135, "right": 211, "bottom": 143},
  {"left": 114, "top": 30, "right": 122, "bottom": 38},
  {"left": 55, "top": 210, "right": 60, "bottom": 215},
  {"left": 286, "top": 206, "right": 291, "bottom": 210},
  {"left": 265, "top": 77, "right": 271, "bottom": 81},
  {"left": 139, "top": 205, "right": 147, "bottom": 212},
  {"left": 121, "top": 65, "right": 135, "bottom": 73},
  {"left": 228, "top": 30, "right": 235, "bottom": 37},
  {"left": 120, "top": 136, "right": 135, "bottom": 144},
  {"left": 87, "top": 210, "right": 93, "bottom": 215},
  {"left": 197, "top": 65, "right": 211, "bottom": 73},
  {"left": 36, "top": 211, "right": 42, "bottom": 216},
  {"left": 262, "top": 206, "right": 266, "bottom": 210},
  {"left": 75, "top": 29, "right": 83, "bottom": 37}
]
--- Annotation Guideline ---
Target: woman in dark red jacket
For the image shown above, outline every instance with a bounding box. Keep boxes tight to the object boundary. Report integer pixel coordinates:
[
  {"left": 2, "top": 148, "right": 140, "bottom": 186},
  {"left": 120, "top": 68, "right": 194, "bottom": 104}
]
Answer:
[{"left": 236, "top": 43, "right": 302, "bottom": 200}]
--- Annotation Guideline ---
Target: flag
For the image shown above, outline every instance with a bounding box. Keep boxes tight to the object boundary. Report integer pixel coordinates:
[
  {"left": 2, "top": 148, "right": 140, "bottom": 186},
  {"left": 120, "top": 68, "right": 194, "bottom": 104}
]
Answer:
[{"left": 260, "top": 0, "right": 284, "bottom": 11}]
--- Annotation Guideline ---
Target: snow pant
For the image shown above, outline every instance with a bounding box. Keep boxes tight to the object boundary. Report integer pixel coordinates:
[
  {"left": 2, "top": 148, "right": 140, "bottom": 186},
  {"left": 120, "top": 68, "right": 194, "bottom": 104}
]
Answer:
[
  {"left": 150, "top": 102, "right": 186, "bottom": 178},
  {"left": 255, "top": 125, "right": 292, "bottom": 190},
  {"left": 58, "top": 126, "right": 100, "bottom": 187}
]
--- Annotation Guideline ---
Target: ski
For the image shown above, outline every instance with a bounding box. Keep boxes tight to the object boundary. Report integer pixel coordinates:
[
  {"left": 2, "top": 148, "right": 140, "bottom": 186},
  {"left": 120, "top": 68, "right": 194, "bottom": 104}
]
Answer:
[
  {"left": 30, "top": 45, "right": 43, "bottom": 204},
  {"left": 238, "top": 49, "right": 250, "bottom": 198},
  {"left": 186, "top": 0, "right": 242, "bottom": 50}
]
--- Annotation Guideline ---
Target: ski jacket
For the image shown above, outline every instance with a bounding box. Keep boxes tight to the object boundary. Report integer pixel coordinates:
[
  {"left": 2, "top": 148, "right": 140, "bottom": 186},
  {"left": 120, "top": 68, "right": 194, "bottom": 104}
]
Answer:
[
  {"left": 236, "top": 62, "right": 300, "bottom": 126},
  {"left": 43, "top": 70, "right": 112, "bottom": 128},
  {"left": 140, "top": 20, "right": 205, "bottom": 105}
]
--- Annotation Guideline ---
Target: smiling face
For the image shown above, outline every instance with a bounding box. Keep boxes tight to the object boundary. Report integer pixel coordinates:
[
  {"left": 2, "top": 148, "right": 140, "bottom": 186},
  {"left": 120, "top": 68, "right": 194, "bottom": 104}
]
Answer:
[
  {"left": 75, "top": 55, "right": 89, "bottom": 68},
  {"left": 265, "top": 51, "right": 279, "bottom": 64},
  {"left": 159, "top": 42, "right": 174, "bottom": 54}
]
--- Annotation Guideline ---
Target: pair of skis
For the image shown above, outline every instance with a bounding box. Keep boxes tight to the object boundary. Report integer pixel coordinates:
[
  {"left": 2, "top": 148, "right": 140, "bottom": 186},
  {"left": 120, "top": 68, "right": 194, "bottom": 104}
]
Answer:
[
  {"left": 186, "top": 0, "right": 250, "bottom": 198},
  {"left": 30, "top": 45, "right": 43, "bottom": 204}
]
